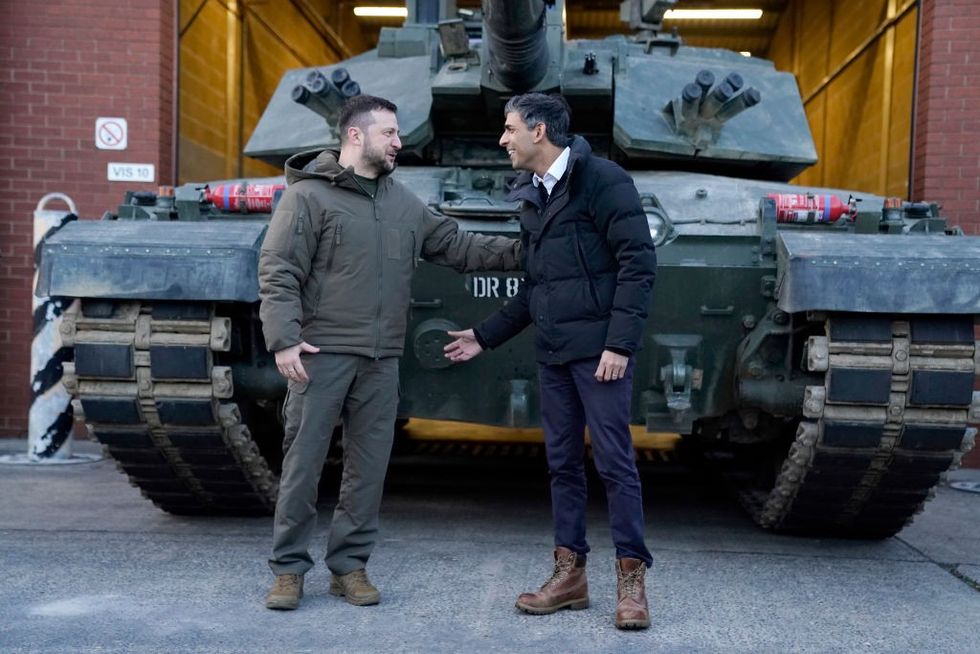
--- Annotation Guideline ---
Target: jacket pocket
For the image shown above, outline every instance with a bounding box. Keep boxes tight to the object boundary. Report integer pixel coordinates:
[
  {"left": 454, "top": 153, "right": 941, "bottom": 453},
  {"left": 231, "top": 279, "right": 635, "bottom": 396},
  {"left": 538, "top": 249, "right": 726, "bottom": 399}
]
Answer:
[
  {"left": 386, "top": 227, "right": 418, "bottom": 267},
  {"left": 263, "top": 209, "right": 300, "bottom": 255},
  {"left": 325, "top": 217, "right": 343, "bottom": 269},
  {"left": 573, "top": 226, "right": 601, "bottom": 315}
]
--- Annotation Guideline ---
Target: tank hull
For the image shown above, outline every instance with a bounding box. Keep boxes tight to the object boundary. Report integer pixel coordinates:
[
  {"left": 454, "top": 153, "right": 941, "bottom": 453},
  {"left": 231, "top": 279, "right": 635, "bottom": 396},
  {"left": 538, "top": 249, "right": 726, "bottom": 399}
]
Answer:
[{"left": 38, "top": 170, "right": 979, "bottom": 534}]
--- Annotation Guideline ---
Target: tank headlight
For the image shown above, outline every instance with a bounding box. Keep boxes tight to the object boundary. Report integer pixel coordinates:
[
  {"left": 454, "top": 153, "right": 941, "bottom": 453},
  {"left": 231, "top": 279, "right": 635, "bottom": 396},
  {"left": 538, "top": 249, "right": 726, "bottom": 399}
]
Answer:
[{"left": 646, "top": 210, "right": 671, "bottom": 246}]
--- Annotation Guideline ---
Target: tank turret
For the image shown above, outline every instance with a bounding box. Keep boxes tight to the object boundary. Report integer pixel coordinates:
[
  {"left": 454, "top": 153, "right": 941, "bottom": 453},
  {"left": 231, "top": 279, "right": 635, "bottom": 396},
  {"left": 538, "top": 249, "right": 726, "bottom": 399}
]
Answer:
[{"left": 246, "top": 0, "right": 814, "bottom": 180}]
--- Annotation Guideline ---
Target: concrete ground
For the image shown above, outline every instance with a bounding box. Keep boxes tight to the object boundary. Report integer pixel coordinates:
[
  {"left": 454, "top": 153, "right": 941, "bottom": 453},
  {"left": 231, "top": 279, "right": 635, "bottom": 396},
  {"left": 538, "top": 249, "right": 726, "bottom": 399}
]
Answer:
[{"left": 0, "top": 437, "right": 977, "bottom": 654}]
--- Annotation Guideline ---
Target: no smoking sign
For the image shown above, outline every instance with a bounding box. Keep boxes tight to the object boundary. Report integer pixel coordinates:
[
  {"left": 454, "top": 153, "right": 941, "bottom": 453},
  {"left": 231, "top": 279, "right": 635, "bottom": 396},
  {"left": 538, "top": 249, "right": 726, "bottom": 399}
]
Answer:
[{"left": 95, "top": 117, "right": 127, "bottom": 150}]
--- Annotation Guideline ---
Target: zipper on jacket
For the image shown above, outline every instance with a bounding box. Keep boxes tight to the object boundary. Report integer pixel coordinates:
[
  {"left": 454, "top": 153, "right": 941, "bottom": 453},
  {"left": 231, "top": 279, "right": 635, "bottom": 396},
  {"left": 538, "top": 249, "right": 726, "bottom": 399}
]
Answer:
[
  {"left": 326, "top": 221, "right": 343, "bottom": 268},
  {"left": 374, "top": 193, "right": 383, "bottom": 359}
]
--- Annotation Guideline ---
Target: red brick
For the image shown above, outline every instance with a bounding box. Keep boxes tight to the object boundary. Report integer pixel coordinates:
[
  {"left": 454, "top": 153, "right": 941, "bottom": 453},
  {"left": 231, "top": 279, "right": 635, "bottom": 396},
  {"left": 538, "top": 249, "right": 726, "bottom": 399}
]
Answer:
[
  {"left": 0, "top": 1, "right": 174, "bottom": 429},
  {"left": 914, "top": 0, "right": 980, "bottom": 230}
]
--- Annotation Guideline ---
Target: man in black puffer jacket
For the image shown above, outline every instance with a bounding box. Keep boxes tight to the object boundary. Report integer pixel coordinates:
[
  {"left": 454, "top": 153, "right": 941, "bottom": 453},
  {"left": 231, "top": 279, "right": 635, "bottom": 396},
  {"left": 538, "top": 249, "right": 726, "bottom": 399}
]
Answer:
[{"left": 444, "top": 93, "right": 657, "bottom": 630}]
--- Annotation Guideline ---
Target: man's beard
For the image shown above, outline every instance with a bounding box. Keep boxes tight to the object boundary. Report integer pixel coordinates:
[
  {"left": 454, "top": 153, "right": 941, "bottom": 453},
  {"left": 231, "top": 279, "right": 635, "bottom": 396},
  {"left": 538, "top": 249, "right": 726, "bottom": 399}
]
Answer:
[{"left": 363, "top": 141, "right": 396, "bottom": 175}]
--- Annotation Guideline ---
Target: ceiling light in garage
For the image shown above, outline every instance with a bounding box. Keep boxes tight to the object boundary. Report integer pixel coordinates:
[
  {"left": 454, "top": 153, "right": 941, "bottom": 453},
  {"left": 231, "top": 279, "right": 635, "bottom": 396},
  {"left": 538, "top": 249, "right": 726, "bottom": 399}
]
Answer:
[
  {"left": 354, "top": 6, "right": 408, "bottom": 17},
  {"left": 664, "top": 9, "right": 763, "bottom": 20}
]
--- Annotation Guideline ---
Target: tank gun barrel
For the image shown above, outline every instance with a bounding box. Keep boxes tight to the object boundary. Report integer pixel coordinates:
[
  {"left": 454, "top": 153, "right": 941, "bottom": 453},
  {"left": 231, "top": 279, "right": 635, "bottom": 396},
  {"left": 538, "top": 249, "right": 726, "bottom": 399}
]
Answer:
[{"left": 482, "top": 0, "right": 550, "bottom": 92}]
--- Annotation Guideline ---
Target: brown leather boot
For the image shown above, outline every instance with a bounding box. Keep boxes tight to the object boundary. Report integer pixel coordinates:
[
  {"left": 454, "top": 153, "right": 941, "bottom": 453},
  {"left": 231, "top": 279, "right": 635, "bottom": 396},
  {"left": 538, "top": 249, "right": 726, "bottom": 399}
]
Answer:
[
  {"left": 615, "top": 558, "right": 650, "bottom": 629},
  {"left": 515, "top": 547, "right": 589, "bottom": 615},
  {"left": 330, "top": 569, "right": 381, "bottom": 606},
  {"left": 265, "top": 573, "right": 304, "bottom": 610}
]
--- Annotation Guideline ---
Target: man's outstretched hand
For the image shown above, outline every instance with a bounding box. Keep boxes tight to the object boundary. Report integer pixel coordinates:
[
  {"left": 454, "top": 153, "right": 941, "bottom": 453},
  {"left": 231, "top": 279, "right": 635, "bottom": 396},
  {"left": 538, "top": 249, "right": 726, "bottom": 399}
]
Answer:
[{"left": 444, "top": 329, "right": 484, "bottom": 363}]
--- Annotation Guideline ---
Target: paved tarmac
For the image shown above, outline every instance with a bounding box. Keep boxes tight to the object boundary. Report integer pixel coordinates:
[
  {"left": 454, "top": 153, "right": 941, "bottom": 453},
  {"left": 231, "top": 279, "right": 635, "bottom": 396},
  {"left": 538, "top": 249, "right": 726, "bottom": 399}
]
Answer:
[{"left": 0, "top": 436, "right": 978, "bottom": 654}]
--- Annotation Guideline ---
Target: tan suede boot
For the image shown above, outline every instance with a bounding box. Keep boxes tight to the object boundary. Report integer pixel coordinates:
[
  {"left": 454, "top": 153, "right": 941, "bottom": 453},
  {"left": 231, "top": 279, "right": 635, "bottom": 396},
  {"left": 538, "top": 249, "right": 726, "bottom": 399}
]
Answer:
[
  {"left": 515, "top": 547, "right": 590, "bottom": 615},
  {"left": 330, "top": 569, "right": 381, "bottom": 606},
  {"left": 615, "top": 558, "right": 650, "bottom": 629},
  {"left": 265, "top": 574, "right": 304, "bottom": 610}
]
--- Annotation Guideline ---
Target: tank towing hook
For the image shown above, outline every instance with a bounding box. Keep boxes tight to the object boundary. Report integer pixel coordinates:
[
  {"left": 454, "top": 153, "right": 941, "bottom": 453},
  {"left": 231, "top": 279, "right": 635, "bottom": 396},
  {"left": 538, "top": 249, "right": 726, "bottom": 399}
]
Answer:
[{"left": 660, "top": 345, "right": 701, "bottom": 425}]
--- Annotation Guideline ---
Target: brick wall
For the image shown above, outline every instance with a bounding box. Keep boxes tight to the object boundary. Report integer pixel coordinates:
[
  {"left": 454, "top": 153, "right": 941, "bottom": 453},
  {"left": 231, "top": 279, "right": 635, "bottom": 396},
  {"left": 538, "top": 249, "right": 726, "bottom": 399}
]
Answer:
[
  {"left": 912, "top": 0, "right": 980, "bottom": 468},
  {"left": 912, "top": 0, "right": 980, "bottom": 235},
  {"left": 0, "top": 0, "right": 175, "bottom": 437}
]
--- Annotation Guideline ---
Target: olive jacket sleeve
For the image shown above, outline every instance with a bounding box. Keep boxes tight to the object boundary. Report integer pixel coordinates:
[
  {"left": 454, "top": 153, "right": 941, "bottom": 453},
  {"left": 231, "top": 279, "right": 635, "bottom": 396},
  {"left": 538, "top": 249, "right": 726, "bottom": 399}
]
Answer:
[
  {"left": 419, "top": 208, "right": 522, "bottom": 273},
  {"left": 257, "top": 186, "right": 321, "bottom": 353}
]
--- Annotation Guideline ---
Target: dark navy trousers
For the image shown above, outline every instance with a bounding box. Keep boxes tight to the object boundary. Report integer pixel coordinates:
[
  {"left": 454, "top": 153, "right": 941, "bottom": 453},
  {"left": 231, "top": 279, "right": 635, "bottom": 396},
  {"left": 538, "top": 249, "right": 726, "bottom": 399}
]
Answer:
[{"left": 538, "top": 356, "right": 652, "bottom": 566}]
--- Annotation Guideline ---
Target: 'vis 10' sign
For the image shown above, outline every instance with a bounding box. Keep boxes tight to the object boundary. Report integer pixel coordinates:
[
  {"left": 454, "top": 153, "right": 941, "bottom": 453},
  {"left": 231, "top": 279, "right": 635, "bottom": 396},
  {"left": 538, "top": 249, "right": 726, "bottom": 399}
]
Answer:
[{"left": 107, "top": 163, "right": 155, "bottom": 183}]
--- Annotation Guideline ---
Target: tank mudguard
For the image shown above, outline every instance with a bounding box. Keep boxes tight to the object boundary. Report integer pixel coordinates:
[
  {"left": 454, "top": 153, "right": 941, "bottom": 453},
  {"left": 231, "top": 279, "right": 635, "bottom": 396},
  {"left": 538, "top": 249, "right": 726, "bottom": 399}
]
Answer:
[
  {"left": 776, "top": 232, "right": 980, "bottom": 314},
  {"left": 35, "top": 220, "right": 267, "bottom": 302}
]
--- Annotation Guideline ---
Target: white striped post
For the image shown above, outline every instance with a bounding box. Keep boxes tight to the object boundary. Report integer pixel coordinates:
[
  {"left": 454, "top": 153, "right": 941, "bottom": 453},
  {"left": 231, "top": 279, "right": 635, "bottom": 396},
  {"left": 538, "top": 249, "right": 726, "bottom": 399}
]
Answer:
[
  {"left": 0, "top": 195, "right": 100, "bottom": 466},
  {"left": 27, "top": 194, "right": 85, "bottom": 461},
  {"left": 28, "top": 194, "right": 79, "bottom": 459}
]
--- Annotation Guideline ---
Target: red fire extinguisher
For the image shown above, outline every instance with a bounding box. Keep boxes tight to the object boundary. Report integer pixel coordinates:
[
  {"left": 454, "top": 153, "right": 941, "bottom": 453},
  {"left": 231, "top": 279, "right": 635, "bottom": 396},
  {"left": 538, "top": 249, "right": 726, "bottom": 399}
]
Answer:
[
  {"left": 206, "top": 183, "right": 286, "bottom": 213},
  {"left": 767, "top": 193, "right": 855, "bottom": 224}
]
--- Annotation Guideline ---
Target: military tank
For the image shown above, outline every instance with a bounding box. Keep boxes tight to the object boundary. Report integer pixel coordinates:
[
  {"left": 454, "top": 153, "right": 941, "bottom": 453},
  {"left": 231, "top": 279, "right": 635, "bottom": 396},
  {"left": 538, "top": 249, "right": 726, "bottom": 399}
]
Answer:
[{"left": 37, "top": 0, "right": 979, "bottom": 535}]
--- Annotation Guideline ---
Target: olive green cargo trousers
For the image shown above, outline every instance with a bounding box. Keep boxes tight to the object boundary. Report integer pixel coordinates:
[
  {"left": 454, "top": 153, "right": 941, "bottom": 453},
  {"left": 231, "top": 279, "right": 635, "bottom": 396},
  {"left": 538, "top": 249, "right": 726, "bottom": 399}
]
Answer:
[{"left": 268, "top": 353, "right": 398, "bottom": 577}]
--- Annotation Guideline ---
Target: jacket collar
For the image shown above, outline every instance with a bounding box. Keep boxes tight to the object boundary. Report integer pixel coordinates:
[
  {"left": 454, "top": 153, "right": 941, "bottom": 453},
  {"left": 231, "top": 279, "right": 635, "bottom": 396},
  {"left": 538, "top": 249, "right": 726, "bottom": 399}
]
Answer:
[
  {"left": 283, "top": 148, "right": 391, "bottom": 196},
  {"left": 505, "top": 136, "right": 591, "bottom": 207}
]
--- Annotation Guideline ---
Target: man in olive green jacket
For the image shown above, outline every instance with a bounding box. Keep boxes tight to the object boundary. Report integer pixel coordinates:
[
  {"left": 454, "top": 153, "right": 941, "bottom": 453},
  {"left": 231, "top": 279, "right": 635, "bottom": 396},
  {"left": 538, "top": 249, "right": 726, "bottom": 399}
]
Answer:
[{"left": 259, "top": 95, "right": 520, "bottom": 610}]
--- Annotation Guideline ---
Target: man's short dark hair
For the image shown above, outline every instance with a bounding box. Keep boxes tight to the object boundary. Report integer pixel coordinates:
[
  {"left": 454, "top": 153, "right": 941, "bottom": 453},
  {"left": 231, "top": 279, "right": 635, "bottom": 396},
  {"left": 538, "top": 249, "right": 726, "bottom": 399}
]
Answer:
[
  {"left": 504, "top": 93, "right": 572, "bottom": 148},
  {"left": 338, "top": 94, "right": 398, "bottom": 143}
]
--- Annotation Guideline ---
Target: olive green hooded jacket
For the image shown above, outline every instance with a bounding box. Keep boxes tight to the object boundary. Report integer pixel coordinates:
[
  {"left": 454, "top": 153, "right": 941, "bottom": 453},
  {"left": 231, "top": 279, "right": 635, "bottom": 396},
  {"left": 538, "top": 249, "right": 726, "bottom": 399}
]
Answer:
[{"left": 258, "top": 149, "right": 521, "bottom": 357}]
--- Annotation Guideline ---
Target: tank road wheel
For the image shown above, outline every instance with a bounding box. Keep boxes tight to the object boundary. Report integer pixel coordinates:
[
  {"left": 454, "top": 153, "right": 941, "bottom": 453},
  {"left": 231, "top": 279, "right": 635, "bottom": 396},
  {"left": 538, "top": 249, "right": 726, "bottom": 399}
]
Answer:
[
  {"left": 60, "top": 300, "right": 278, "bottom": 515},
  {"left": 740, "top": 314, "right": 978, "bottom": 538}
]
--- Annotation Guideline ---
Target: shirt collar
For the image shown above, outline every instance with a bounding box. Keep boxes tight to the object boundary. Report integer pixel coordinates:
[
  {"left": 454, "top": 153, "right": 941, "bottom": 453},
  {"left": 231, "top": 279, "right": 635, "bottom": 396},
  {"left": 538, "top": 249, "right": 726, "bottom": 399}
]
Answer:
[{"left": 532, "top": 146, "right": 571, "bottom": 196}]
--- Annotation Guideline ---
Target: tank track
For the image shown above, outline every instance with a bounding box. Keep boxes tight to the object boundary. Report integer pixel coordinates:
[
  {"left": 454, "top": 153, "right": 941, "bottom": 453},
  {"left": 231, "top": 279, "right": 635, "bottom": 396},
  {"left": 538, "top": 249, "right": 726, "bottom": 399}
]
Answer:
[
  {"left": 62, "top": 301, "right": 278, "bottom": 515},
  {"left": 741, "top": 314, "right": 978, "bottom": 538}
]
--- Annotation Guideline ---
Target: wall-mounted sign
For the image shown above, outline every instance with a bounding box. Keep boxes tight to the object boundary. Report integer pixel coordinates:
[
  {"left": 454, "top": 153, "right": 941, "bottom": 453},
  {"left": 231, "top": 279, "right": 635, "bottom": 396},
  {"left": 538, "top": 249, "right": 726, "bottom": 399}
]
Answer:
[
  {"left": 107, "top": 162, "right": 155, "bottom": 183},
  {"left": 95, "top": 117, "right": 128, "bottom": 150}
]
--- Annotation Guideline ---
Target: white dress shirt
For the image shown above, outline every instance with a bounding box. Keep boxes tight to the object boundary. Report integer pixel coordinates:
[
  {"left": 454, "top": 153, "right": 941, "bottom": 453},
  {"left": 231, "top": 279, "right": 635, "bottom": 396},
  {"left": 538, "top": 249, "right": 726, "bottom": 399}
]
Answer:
[{"left": 532, "top": 146, "right": 571, "bottom": 197}]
